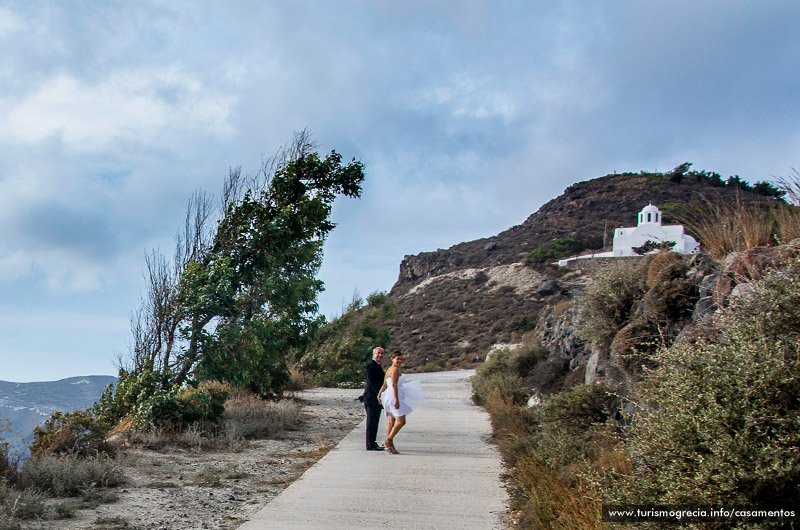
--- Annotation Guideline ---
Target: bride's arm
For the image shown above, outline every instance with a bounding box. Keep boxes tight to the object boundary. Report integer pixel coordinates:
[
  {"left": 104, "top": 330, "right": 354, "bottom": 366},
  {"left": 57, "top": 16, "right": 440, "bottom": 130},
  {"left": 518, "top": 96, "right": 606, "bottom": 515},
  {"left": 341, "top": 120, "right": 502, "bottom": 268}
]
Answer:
[
  {"left": 378, "top": 369, "right": 389, "bottom": 400},
  {"left": 391, "top": 371, "right": 400, "bottom": 408}
]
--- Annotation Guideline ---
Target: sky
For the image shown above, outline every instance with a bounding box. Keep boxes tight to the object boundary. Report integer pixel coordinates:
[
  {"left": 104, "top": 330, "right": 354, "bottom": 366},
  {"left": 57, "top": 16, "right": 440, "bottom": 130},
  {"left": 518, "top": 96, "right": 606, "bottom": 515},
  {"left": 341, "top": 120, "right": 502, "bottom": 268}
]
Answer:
[{"left": 0, "top": 1, "right": 798, "bottom": 382}]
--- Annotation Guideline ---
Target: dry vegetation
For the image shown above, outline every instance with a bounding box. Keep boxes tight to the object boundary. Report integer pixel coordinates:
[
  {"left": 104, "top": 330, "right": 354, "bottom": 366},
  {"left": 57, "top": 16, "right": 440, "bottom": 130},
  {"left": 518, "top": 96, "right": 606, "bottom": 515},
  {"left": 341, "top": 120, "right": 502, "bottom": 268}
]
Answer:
[
  {"left": 474, "top": 182, "right": 800, "bottom": 530},
  {"left": 0, "top": 387, "right": 363, "bottom": 530}
]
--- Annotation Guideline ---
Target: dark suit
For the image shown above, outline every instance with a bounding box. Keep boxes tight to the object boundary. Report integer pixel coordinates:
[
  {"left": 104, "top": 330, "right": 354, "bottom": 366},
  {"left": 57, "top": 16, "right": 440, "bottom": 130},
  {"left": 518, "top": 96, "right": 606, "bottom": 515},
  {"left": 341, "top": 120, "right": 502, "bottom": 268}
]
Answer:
[{"left": 364, "top": 359, "right": 385, "bottom": 449}]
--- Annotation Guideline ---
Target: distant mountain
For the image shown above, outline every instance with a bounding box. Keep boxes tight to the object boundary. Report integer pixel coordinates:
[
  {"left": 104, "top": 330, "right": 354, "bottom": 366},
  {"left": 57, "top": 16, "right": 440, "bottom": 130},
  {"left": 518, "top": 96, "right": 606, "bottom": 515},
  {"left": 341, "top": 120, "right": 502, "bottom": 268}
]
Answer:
[{"left": 0, "top": 375, "right": 116, "bottom": 453}]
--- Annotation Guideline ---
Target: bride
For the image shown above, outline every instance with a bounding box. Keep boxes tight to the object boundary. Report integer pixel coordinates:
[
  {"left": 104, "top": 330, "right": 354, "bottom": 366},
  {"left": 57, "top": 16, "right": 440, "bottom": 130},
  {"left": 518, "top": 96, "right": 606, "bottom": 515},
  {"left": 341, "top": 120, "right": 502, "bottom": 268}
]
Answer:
[{"left": 378, "top": 350, "right": 423, "bottom": 454}]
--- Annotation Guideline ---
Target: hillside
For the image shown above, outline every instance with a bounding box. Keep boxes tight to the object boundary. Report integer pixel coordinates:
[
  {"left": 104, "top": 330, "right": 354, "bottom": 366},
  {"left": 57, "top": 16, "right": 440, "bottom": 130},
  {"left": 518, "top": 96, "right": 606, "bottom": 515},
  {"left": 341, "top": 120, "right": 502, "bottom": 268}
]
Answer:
[
  {"left": 0, "top": 376, "right": 116, "bottom": 452},
  {"left": 381, "top": 170, "right": 775, "bottom": 370}
]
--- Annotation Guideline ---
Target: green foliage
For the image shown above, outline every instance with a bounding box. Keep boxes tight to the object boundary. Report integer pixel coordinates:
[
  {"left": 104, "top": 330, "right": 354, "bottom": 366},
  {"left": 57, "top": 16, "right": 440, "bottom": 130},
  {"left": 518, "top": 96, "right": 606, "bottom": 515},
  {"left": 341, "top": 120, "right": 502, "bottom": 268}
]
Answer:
[
  {"left": 134, "top": 386, "right": 228, "bottom": 432},
  {"left": 631, "top": 239, "right": 675, "bottom": 255},
  {"left": 611, "top": 257, "right": 800, "bottom": 512},
  {"left": 668, "top": 161, "right": 692, "bottom": 183},
  {"left": 184, "top": 148, "right": 364, "bottom": 395},
  {"left": 366, "top": 291, "right": 388, "bottom": 308},
  {"left": 93, "top": 369, "right": 172, "bottom": 430},
  {"left": 525, "top": 384, "right": 616, "bottom": 486},
  {"left": 526, "top": 237, "right": 604, "bottom": 264},
  {"left": 298, "top": 292, "right": 393, "bottom": 387},
  {"left": 472, "top": 349, "right": 611, "bottom": 529},
  {"left": 29, "top": 410, "right": 111, "bottom": 458},
  {"left": 577, "top": 260, "right": 648, "bottom": 347},
  {"left": 103, "top": 135, "right": 365, "bottom": 427},
  {"left": 753, "top": 180, "right": 785, "bottom": 199}
]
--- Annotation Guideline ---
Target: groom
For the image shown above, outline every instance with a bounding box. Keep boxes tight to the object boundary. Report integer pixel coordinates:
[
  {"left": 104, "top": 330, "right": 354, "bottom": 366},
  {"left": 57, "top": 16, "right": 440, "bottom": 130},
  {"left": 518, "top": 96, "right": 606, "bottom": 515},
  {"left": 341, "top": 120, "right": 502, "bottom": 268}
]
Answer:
[{"left": 363, "top": 346, "right": 385, "bottom": 451}]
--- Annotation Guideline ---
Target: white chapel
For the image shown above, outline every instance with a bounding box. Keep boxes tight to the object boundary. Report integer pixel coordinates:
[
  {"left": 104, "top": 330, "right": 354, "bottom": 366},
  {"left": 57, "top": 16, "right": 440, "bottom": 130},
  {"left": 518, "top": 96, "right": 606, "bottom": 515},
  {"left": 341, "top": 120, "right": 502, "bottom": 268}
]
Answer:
[
  {"left": 612, "top": 203, "right": 700, "bottom": 256},
  {"left": 558, "top": 203, "right": 700, "bottom": 266}
]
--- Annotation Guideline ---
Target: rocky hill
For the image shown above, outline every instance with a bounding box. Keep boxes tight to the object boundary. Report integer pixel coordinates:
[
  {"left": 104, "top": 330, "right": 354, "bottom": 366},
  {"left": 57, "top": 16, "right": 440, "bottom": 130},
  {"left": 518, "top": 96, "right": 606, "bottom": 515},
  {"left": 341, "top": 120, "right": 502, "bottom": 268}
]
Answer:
[{"left": 381, "top": 170, "right": 775, "bottom": 370}]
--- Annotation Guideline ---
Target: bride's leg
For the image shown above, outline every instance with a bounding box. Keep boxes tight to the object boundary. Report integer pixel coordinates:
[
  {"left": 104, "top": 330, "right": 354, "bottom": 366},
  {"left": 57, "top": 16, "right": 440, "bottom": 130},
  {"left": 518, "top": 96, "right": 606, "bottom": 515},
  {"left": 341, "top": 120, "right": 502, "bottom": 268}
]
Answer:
[
  {"left": 387, "top": 415, "right": 406, "bottom": 443},
  {"left": 384, "top": 415, "right": 395, "bottom": 446}
]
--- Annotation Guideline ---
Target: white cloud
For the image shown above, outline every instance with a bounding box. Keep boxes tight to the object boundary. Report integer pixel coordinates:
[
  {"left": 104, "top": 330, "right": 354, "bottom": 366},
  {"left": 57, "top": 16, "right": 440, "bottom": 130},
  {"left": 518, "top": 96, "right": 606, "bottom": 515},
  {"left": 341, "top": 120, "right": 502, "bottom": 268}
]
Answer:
[
  {"left": 0, "top": 250, "right": 32, "bottom": 280},
  {"left": 2, "top": 67, "right": 234, "bottom": 151},
  {"left": 0, "top": 6, "right": 23, "bottom": 36},
  {"left": 418, "top": 73, "right": 519, "bottom": 122}
]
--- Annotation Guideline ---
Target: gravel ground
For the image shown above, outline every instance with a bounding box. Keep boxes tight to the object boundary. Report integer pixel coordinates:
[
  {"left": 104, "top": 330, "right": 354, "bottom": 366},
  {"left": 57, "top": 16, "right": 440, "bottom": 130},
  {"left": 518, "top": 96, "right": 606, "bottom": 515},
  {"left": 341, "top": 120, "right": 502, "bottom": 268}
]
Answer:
[{"left": 30, "top": 387, "right": 365, "bottom": 530}]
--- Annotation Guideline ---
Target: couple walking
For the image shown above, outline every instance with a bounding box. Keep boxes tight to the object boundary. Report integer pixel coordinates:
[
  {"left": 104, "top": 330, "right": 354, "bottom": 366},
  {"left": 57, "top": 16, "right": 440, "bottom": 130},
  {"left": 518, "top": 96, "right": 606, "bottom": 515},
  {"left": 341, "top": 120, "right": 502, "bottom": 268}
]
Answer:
[{"left": 363, "top": 347, "right": 423, "bottom": 454}]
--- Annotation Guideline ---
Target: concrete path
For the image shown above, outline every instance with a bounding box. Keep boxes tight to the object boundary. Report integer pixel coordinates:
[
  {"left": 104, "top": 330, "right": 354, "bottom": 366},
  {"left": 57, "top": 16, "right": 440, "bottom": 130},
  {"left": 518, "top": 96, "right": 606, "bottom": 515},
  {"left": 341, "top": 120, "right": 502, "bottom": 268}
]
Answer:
[{"left": 238, "top": 370, "right": 508, "bottom": 530}]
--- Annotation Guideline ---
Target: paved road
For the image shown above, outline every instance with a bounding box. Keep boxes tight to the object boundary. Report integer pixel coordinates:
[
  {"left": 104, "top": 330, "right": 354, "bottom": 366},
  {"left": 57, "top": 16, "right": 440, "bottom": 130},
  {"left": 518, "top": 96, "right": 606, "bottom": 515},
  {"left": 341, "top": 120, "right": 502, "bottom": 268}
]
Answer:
[{"left": 238, "top": 370, "right": 508, "bottom": 530}]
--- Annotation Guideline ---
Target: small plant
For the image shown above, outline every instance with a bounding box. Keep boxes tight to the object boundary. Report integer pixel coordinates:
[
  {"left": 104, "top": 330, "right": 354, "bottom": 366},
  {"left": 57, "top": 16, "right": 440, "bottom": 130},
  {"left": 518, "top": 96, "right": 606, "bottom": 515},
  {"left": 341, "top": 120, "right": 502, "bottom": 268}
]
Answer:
[
  {"left": 55, "top": 501, "right": 76, "bottom": 519},
  {"left": 133, "top": 384, "right": 228, "bottom": 433},
  {"left": 195, "top": 464, "right": 223, "bottom": 487}
]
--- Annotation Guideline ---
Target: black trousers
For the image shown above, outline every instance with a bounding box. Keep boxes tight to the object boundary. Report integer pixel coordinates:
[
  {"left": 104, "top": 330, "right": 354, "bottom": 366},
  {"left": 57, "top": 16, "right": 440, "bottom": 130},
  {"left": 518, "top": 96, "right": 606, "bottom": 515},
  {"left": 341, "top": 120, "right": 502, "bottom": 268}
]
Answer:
[{"left": 364, "top": 399, "right": 382, "bottom": 449}]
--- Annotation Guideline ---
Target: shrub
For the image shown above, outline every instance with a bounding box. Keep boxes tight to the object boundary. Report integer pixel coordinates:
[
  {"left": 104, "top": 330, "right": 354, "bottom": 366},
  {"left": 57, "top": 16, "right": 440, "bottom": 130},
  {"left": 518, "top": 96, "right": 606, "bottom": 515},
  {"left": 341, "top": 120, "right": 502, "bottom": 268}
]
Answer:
[
  {"left": 526, "top": 237, "right": 604, "bottom": 264},
  {"left": 0, "top": 485, "right": 45, "bottom": 521},
  {"left": 577, "top": 259, "right": 648, "bottom": 347},
  {"left": 29, "top": 410, "right": 112, "bottom": 458},
  {"left": 134, "top": 385, "right": 228, "bottom": 432},
  {"left": 21, "top": 454, "right": 124, "bottom": 497},
  {"left": 610, "top": 257, "right": 800, "bottom": 512},
  {"left": 527, "top": 384, "right": 614, "bottom": 474},
  {"left": 222, "top": 397, "right": 302, "bottom": 439},
  {"left": 0, "top": 420, "right": 18, "bottom": 481},
  {"left": 474, "top": 361, "right": 615, "bottom": 530},
  {"left": 93, "top": 368, "right": 171, "bottom": 430},
  {"left": 298, "top": 299, "right": 392, "bottom": 387}
]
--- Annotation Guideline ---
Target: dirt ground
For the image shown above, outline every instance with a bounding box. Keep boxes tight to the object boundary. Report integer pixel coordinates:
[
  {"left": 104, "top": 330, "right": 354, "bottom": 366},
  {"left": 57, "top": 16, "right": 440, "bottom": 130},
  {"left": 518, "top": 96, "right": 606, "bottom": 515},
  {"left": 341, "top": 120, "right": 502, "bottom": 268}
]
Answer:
[{"left": 32, "top": 387, "right": 365, "bottom": 530}]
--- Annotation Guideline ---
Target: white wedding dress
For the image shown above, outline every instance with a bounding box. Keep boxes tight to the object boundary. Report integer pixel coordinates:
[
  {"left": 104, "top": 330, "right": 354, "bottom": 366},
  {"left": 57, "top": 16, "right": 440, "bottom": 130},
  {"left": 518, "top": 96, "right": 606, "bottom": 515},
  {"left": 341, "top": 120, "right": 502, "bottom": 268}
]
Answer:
[{"left": 380, "top": 374, "right": 424, "bottom": 418}]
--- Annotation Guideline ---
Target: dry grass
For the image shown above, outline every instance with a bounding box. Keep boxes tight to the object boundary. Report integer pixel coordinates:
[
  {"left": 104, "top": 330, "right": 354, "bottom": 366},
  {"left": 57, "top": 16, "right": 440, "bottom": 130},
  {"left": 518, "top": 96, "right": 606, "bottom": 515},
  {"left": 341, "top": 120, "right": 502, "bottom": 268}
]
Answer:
[
  {"left": 481, "top": 390, "right": 610, "bottom": 530},
  {"left": 222, "top": 397, "right": 302, "bottom": 439},
  {"left": 514, "top": 458, "right": 606, "bottom": 530},
  {"left": 675, "top": 193, "right": 775, "bottom": 260}
]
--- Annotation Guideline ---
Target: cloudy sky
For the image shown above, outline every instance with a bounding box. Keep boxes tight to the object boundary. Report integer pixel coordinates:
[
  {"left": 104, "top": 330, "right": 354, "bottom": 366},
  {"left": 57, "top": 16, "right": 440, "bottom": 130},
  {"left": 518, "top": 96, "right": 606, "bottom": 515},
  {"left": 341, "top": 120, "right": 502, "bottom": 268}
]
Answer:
[{"left": 1, "top": 1, "right": 798, "bottom": 382}]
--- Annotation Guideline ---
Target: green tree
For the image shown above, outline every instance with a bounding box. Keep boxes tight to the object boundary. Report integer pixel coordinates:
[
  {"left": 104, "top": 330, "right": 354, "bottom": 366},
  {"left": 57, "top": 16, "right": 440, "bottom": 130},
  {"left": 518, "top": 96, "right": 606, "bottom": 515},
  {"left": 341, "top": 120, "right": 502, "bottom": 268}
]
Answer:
[{"left": 117, "top": 131, "right": 364, "bottom": 405}]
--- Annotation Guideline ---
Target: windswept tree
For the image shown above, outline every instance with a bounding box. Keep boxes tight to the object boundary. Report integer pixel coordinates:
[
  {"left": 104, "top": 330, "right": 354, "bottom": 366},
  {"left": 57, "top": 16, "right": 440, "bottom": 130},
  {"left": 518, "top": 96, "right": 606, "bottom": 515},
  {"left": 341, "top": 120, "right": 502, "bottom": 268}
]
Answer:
[{"left": 121, "top": 131, "right": 365, "bottom": 397}]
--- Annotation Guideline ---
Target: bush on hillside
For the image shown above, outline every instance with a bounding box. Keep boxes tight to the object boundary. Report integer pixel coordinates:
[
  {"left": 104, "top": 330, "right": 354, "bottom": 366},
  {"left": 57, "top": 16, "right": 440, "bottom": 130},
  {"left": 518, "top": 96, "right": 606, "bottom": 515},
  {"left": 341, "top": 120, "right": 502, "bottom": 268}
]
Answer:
[
  {"left": 526, "top": 237, "right": 604, "bottom": 264},
  {"left": 29, "top": 410, "right": 112, "bottom": 458},
  {"left": 472, "top": 341, "right": 548, "bottom": 406},
  {"left": 608, "top": 256, "right": 800, "bottom": 516},
  {"left": 93, "top": 368, "right": 172, "bottom": 430},
  {"left": 0, "top": 484, "right": 46, "bottom": 525},
  {"left": 21, "top": 454, "right": 124, "bottom": 498},
  {"left": 474, "top": 352, "right": 616, "bottom": 530},
  {"left": 133, "top": 384, "right": 228, "bottom": 432},
  {"left": 674, "top": 194, "right": 777, "bottom": 260},
  {"left": 577, "top": 259, "right": 649, "bottom": 348},
  {"left": 297, "top": 291, "right": 394, "bottom": 387}
]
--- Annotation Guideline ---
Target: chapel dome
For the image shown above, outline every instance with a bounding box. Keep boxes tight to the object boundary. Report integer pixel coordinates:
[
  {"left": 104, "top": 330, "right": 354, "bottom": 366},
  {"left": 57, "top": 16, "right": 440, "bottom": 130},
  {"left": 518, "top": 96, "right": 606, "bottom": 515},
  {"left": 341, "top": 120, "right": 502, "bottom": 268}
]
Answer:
[{"left": 638, "top": 203, "right": 662, "bottom": 225}]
